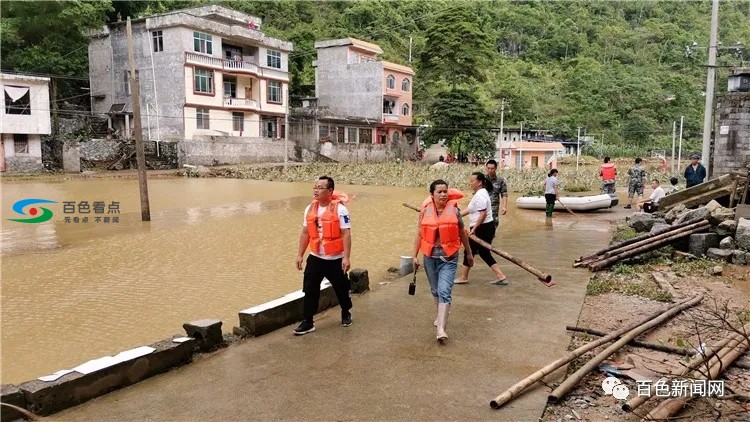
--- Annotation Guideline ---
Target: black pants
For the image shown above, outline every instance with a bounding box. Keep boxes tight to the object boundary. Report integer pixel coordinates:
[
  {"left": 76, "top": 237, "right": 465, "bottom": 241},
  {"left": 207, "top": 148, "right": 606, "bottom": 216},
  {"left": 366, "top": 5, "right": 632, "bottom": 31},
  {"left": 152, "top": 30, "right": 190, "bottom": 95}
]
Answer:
[
  {"left": 545, "top": 194, "right": 557, "bottom": 216},
  {"left": 464, "top": 222, "right": 497, "bottom": 267},
  {"left": 302, "top": 254, "right": 353, "bottom": 322}
]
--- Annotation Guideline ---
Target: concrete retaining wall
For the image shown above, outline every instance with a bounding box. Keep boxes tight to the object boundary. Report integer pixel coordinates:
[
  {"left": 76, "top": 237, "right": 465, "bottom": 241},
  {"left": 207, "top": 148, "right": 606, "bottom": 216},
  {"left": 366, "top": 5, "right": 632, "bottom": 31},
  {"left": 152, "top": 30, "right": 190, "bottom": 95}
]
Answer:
[{"left": 179, "top": 136, "right": 294, "bottom": 166}]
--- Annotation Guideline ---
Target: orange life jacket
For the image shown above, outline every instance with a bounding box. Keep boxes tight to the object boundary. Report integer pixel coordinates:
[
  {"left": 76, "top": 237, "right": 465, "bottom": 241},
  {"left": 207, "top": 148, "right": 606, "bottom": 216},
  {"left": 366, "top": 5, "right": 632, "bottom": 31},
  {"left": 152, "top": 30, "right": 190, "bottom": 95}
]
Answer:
[
  {"left": 331, "top": 190, "right": 355, "bottom": 205},
  {"left": 600, "top": 163, "right": 617, "bottom": 180},
  {"left": 306, "top": 200, "right": 344, "bottom": 255},
  {"left": 419, "top": 202, "right": 461, "bottom": 257},
  {"left": 420, "top": 188, "right": 465, "bottom": 208}
]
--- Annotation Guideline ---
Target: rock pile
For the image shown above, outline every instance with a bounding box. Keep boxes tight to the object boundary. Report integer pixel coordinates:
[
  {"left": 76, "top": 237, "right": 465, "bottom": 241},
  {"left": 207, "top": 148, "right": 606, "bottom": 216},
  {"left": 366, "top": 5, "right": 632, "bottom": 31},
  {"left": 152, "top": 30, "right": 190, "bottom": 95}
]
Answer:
[{"left": 626, "top": 200, "right": 750, "bottom": 264}]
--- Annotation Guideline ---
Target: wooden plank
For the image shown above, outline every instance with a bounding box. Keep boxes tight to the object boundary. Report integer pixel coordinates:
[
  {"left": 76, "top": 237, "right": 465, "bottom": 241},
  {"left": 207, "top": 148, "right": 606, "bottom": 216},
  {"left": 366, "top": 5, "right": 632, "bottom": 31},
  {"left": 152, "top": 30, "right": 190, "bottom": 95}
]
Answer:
[{"left": 659, "top": 174, "right": 736, "bottom": 211}]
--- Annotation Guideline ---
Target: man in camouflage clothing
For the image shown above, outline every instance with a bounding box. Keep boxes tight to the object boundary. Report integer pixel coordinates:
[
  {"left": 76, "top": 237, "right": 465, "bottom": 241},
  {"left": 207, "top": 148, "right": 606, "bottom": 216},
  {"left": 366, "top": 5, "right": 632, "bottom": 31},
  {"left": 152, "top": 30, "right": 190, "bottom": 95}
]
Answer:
[
  {"left": 625, "top": 157, "right": 646, "bottom": 209},
  {"left": 485, "top": 159, "right": 508, "bottom": 229}
]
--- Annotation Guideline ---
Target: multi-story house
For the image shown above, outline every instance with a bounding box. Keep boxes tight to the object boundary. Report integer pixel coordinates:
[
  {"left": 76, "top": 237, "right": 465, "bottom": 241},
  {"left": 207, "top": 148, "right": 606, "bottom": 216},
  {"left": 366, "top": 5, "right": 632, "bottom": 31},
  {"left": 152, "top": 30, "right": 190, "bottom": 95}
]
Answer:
[
  {"left": 312, "top": 37, "right": 414, "bottom": 145},
  {"left": 0, "top": 73, "right": 50, "bottom": 172},
  {"left": 87, "top": 5, "right": 293, "bottom": 141}
]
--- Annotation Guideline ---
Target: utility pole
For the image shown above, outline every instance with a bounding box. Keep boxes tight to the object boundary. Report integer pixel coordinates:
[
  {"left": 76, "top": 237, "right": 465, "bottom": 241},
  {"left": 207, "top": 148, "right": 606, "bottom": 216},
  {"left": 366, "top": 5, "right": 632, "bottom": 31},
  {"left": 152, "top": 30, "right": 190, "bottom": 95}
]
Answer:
[
  {"left": 127, "top": 17, "right": 151, "bottom": 221},
  {"left": 51, "top": 78, "right": 60, "bottom": 136},
  {"left": 576, "top": 127, "right": 581, "bottom": 171},
  {"left": 284, "top": 84, "right": 289, "bottom": 169},
  {"left": 701, "top": 0, "right": 720, "bottom": 181},
  {"left": 677, "top": 116, "right": 684, "bottom": 172},
  {"left": 408, "top": 37, "right": 413, "bottom": 63},
  {"left": 672, "top": 120, "right": 677, "bottom": 174},
  {"left": 497, "top": 98, "right": 505, "bottom": 161},
  {"left": 519, "top": 121, "right": 524, "bottom": 168}
]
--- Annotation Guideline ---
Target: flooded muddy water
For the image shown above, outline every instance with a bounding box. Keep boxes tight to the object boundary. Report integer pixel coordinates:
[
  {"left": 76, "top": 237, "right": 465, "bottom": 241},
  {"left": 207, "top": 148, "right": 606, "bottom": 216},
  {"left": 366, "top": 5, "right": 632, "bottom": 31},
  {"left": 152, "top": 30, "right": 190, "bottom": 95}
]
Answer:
[{"left": 1, "top": 177, "right": 622, "bottom": 383}]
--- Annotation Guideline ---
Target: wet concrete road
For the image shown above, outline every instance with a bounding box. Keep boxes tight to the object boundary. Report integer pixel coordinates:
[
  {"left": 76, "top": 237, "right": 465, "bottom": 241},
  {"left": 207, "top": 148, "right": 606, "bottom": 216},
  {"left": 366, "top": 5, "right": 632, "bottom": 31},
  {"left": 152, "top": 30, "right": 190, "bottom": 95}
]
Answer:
[{"left": 50, "top": 211, "right": 619, "bottom": 421}]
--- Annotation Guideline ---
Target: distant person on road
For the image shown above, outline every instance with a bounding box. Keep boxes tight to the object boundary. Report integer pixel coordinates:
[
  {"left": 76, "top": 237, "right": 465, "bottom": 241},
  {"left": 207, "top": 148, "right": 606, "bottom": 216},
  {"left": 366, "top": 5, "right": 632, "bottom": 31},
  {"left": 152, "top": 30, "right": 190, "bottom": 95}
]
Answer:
[
  {"left": 294, "top": 176, "right": 353, "bottom": 336},
  {"left": 485, "top": 159, "right": 508, "bottom": 230},
  {"left": 544, "top": 168, "right": 560, "bottom": 218},
  {"left": 625, "top": 157, "right": 646, "bottom": 209},
  {"left": 412, "top": 179, "right": 473, "bottom": 343},
  {"left": 599, "top": 156, "right": 617, "bottom": 195},
  {"left": 454, "top": 172, "right": 508, "bottom": 286},
  {"left": 684, "top": 154, "right": 707, "bottom": 188},
  {"left": 637, "top": 179, "right": 665, "bottom": 213}
]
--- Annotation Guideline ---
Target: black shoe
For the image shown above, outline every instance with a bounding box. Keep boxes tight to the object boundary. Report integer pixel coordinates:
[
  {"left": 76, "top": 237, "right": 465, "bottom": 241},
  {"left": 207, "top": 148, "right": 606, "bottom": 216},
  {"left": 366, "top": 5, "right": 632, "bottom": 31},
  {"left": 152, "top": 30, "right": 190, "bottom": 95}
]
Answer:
[
  {"left": 293, "top": 320, "right": 315, "bottom": 335},
  {"left": 624, "top": 204, "right": 632, "bottom": 209},
  {"left": 341, "top": 310, "right": 352, "bottom": 327}
]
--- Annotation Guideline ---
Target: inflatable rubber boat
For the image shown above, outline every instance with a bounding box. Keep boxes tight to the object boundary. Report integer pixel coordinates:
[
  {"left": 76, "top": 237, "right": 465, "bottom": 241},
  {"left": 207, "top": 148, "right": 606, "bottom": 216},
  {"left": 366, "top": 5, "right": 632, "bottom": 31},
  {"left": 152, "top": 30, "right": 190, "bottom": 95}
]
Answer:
[{"left": 515, "top": 194, "right": 619, "bottom": 212}]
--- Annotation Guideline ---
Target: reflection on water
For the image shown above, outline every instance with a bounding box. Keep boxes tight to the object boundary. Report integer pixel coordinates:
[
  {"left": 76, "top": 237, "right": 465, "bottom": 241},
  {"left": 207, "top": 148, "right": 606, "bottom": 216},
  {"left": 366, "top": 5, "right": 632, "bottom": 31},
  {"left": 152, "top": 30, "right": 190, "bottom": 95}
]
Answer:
[{"left": 1, "top": 177, "right": 622, "bottom": 384}]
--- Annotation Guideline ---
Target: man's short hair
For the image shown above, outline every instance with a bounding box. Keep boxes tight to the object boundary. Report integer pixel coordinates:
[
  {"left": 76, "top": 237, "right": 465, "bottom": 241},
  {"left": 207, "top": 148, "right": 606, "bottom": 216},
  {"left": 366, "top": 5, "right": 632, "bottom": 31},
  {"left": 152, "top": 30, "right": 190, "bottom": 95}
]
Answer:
[
  {"left": 604, "top": 157, "right": 610, "bottom": 163},
  {"left": 652, "top": 179, "right": 660, "bottom": 184},
  {"left": 318, "top": 175, "right": 334, "bottom": 190},
  {"left": 635, "top": 157, "right": 642, "bottom": 164},
  {"left": 486, "top": 159, "right": 498, "bottom": 167}
]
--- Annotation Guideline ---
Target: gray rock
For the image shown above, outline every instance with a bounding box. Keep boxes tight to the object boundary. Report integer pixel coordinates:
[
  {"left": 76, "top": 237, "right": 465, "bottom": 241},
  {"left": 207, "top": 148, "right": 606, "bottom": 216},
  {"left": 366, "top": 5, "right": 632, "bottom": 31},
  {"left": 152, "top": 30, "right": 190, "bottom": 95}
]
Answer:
[
  {"left": 628, "top": 213, "right": 655, "bottom": 233},
  {"left": 705, "top": 200, "right": 722, "bottom": 213},
  {"left": 708, "top": 207, "right": 735, "bottom": 226},
  {"left": 732, "top": 250, "right": 748, "bottom": 265},
  {"left": 716, "top": 220, "right": 738, "bottom": 237},
  {"left": 182, "top": 319, "right": 223, "bottom": 350},
  {"left": 707, "top": 248, "right": 732, "bottom": 262},
  {"left": 665, "top": 203, "right": 687, "bottom": 224},
  {"left": 711, "top": 265, "right": 724, "bottom": 275},
  {"left": 674, "top": 207, "right": 710, "bottom": 226},
  {"left": 736, "top": 218, "right": 750, "bottom": 251},
  {"left": 349, "top": 268, "right": 370, "bottom": 293},
  {"left": 689, "top": 233, "right": 720, "bottom": 257},
  {"left": 650, "top": 223, "right": 671, "bottom": 234},
  {"left": 720, "top": 237, "right": 735, "bottom": 250}
]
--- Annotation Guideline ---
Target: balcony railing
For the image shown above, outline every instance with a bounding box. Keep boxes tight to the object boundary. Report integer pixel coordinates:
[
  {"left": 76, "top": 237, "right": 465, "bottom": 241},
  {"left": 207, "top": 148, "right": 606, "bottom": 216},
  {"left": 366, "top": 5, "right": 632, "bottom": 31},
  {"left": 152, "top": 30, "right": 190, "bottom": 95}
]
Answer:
[
  {"left": 224, "top": 97, "right": 258, "bottom": 109},
  {"left": 186, "top": 52, "right": 260, "bottom": 76}
]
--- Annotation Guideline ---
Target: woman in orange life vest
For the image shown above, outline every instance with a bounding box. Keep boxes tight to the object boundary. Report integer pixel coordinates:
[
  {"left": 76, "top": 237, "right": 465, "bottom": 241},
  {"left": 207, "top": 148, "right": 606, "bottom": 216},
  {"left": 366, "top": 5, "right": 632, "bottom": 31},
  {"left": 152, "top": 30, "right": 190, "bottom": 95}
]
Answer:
[
  {"left": 412, "top": 180, "right": 474, "bottom": 343},
  {"left": 293, "top": 176, "right": 354, "bottom": 336}
]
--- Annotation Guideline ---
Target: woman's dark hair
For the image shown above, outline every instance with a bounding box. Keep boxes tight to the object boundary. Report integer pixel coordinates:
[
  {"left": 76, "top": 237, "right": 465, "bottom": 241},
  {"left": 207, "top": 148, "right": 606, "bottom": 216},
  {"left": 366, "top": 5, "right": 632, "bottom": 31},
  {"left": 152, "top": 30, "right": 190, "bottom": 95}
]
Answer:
[
  {"left": 548, "top": 169, "right": 559, "bottom": 177},
  {"left": 471, "top": 172, "right": 493, "bottom": 191},
  {"left": 429, "top": 179, "right": 448, "bottom": 193}
]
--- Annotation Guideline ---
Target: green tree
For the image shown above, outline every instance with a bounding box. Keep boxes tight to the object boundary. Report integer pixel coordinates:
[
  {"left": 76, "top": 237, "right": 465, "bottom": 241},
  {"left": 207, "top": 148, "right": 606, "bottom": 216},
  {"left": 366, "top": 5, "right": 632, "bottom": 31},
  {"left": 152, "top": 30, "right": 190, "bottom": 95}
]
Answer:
[{"left": 421, "top": 88, "right": 495, "bottom": 158}]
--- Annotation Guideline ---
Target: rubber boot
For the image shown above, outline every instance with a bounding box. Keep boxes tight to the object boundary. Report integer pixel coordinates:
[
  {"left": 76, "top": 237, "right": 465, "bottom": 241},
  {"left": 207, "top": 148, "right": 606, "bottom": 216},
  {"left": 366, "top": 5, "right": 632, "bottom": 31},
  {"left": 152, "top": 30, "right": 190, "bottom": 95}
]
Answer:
[
  {"left": 433, "top": 296, "right": 439, "bottom": 327},
  {"left": 436, "top": 303, "right": 450, "bottom": 342}
]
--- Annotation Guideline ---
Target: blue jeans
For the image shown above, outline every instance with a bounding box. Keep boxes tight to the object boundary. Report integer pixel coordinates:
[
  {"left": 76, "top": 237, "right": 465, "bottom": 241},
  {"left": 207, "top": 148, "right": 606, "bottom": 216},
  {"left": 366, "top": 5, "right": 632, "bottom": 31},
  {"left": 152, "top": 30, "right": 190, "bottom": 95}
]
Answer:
[{"left": 423, "top": 255, "right": 458, "bottom": 304}]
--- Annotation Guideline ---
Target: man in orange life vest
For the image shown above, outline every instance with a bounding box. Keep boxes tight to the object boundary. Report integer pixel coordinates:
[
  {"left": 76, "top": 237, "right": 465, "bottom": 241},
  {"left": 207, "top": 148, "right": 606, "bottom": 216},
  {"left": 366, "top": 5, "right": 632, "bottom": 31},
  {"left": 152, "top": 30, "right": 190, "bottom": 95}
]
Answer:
[
  {"left": 600, "top": 156, "right": 617, "bottom": 195},
  {"left": 294, "top": 176, "right": 353, "bottom": 335}
]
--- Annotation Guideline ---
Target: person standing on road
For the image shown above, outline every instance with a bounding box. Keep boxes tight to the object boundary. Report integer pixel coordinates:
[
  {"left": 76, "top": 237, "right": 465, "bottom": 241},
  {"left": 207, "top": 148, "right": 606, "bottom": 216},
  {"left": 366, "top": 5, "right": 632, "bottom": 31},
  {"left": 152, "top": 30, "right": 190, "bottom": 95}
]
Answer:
[
  {"left": 625, "top": 158, "right": 646, "bottom": 209},
  {"left": 294, "top": 176, "right": 353, "bottom": 336},
  {"left": 455, "top": 172, "right": 508, "bottom": 286},
  {"left": 684, "top": 153, "right": 707, "bottom": 188},
  {"left": 544, "top": 169, "right": 560, "bottom": 218},
  {"left": 485, "top": 159, "right": 508, "bottom": 230},
  {"left": 599, "top": 156, "right": 617, "bottom": 195},
  {"left": 412, "top": 179, "right": 473, "bottom": 343}
]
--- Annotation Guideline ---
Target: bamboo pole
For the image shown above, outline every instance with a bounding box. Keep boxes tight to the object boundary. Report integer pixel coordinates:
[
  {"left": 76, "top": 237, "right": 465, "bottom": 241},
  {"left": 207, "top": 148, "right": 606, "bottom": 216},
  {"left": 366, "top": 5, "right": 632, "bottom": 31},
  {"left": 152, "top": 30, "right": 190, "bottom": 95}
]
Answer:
[
  {"left": 402, "top": 203, "right": 553, "bottom": 285},
  {"left": 489, "top": 296, "right": 700, "bottom": 409},
  {"left": 566, "top": 326, "right": 696, "bottom": 356},
  {"left": 588, "top": 223, "right": 709, "bottom": 271},
  {"left": 576, "top": 220, "right": 709, "bottom": 268},
  {"left": 547, "top": 295, "right": 703, "bottom": 403},
  {"left": 645, "top": 331, "right": 749, "bottom": 420},
  {"left": 575, "top": 218, "right": 706, "bottom": 264}
]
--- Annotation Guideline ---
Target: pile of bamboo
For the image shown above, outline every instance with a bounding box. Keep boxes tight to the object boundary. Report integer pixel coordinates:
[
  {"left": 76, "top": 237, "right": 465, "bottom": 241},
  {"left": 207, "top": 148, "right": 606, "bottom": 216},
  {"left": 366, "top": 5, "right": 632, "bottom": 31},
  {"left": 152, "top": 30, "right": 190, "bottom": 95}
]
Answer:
[
  {"left": 490, "top": 295, "right": 704, "bottom": 409},
  {"left": 574, "top": 218, "right": 710, "bottom": 271}
]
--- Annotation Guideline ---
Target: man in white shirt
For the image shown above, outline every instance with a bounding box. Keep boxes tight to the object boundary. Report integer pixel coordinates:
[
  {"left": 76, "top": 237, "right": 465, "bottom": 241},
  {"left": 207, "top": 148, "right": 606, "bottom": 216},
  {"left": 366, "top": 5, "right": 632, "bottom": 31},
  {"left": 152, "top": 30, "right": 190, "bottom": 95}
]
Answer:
[
  {"left": 637, "top": 179, "right": 665, "bottom": 213},
  {"left": 294, "top": 176, "right": 353, "bottom": 335}
]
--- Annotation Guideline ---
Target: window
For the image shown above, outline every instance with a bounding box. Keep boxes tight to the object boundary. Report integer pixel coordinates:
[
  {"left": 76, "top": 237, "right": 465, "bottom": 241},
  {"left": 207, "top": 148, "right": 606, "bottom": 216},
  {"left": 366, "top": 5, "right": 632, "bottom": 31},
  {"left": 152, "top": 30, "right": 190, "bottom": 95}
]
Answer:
[
  {"left": 267, "top": 81, "right": 281, "bottom": 103},
  {"left": 319, "top": 125, "right": 329, "bottom": 139},
  {"left": 383, "top": 99, "right": 395, "bottom": 114},
  {"left": 359, "top": 128, "right": 372, "bottom": 144},
  {"left": 152, "top": 31, "right": 163, "bottom": 52},
  {"left": 194, "top": 68, "right": 214, "bottom": 94},
  {"left": 347, "top": 127, "right": 358, "bottom": 144},
  {"left": 4, "top": 86, "right": 31, "bottom": 115},
  {"left": 262, "top": 117, "right": 277, "bottom": 138},
  {"left": 14, "top": 134, "right": 28, "bottom": 153},
  {"left": 402, "top": 78, "right": 410, "bottom": 91},
  {"left": 402, "top": 103, "right": 410, "bottom": 116},
  {"left": 223, "top": 76, "right": 237, "bottom": 98},
  {"left": 193, "top": 32, "right": 212, "bottom": 54},
  {"left": 386, "top": 74, "right": 395, "bottom": 89},
  {"left": 266, "top": 50, "right": 281, "bottom": 69},
  {"left": 196, "top": 108, "right": 210, "bottom": 129},
  {"left": 233, "top": 112, "right": 244, "bottom": 132},
  {"left": 392, "top": 132, "right": 400, "bottom": 142}
]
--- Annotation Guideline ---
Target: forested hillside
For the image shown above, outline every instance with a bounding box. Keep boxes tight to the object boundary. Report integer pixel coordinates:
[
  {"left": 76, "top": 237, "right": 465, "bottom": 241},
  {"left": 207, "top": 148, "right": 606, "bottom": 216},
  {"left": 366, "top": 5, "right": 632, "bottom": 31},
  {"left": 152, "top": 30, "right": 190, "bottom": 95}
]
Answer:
[{"left": 2, "top": 0, "right": 748, "bottom": 156}]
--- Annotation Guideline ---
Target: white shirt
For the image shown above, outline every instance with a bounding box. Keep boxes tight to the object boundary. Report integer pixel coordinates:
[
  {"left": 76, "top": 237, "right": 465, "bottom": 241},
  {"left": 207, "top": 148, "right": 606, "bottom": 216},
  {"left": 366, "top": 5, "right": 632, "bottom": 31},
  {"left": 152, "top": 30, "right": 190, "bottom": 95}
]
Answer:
[
  {"left": 302, "top": 202, "right": 351, "bottom": 260},
  {"left": 649, "top": 186, "right": 666, "bottom": 204},
  {"left": 466, "top": 188, "right": 493, "bottom": 227}
]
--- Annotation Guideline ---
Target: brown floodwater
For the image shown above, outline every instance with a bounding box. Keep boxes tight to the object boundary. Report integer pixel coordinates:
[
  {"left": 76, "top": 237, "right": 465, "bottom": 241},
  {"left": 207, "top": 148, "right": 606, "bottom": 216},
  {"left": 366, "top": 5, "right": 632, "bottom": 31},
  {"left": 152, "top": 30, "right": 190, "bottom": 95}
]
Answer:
[{"left": 1, "top": 177, "right": 622, "bottom": 383}]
